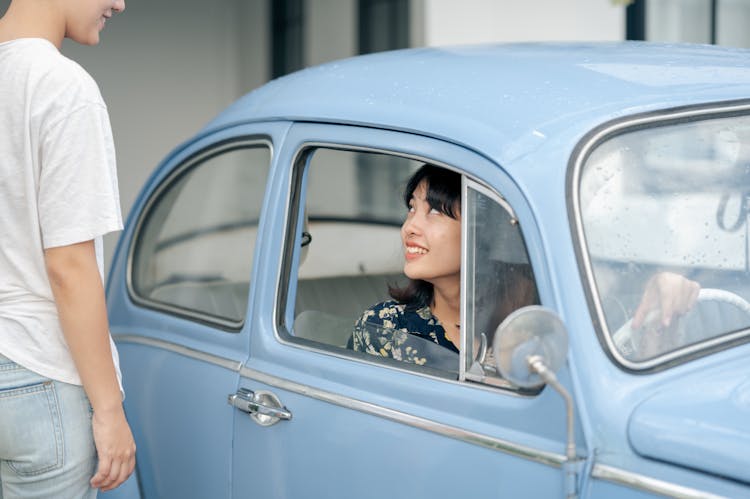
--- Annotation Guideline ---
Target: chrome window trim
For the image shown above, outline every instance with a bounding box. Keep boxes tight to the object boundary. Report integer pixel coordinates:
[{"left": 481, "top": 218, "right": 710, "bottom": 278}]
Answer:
[
  {"left": 272, "top": 140, "right": 534, "bottom": 393},
  {"left": 461, "top": 178, "right": 520, "bottom": 387},
  {"left": 569, "top": 101, "right": 750, "bottom": 371},
  {"left": 460, "top": 175, "right": 468, "bottom": 380},
  {"left": 126, "top": 137, "right": 273, "bottom": 332},
  {"left": 112, "top": 334, "right": 243, "bottom": 372},
  {"left": 591, "top": 464, "right": 726, "bottom": 499}
]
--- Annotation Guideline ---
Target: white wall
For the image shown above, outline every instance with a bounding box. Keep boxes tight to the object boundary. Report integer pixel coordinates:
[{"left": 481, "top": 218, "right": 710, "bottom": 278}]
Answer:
[
  {"left": 0, "top": 0, "right": 271, "bottom": 270},
  {"left": 67, "top": 0, "right": 271, "bottom": 268},
  {"left": 647, "top": 0, "right": 710, "bottom": 43},
  {"left": 422, "top": 0, "right": 624, "bottom": 45},
  {"left": 306, "top": 0, "right": 357, "bottom": 66},
  {"left": 718, "top": 0, "right": 750, "bottom": 47},
  {"left": 647, "top": 0, "right": 750, "bottom": 47},
  {"left": 0, "top": 0, "right": 626, "bottom": 273}
]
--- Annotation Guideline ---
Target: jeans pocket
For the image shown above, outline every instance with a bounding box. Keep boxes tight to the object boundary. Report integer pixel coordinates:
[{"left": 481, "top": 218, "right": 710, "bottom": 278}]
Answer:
[{"left": 0, "top": 381, "right": 64, "bottom": 476}]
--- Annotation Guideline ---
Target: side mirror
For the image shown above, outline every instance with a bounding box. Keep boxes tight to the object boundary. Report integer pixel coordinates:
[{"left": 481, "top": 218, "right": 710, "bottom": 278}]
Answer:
[
  {"left": 492, "top": 306, "right": 582, "bottom": 499},
  {"left": 492, "top": 305, "right": 568, "bottom": 388}
]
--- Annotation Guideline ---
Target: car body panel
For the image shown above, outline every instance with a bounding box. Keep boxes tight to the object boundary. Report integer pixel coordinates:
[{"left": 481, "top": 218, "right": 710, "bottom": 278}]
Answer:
[
  {"left": 206, "top": 43, "right": 750, "bottom": 170},
  {"left": 105, "top": 121, "right": 290, "bottom": 498},
  {"left": 628, "top": 356, "right": 750, "bottom": 484},
  {"left": 230, "top": 122, "right": 581, "bottom": 498},
  {"left": 104, "top": 42, "right": 750, "bottom": 499}
]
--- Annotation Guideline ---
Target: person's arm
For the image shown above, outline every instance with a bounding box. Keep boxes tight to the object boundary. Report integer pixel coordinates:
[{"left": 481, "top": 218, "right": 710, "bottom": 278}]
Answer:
[
  {"left": 632, "top": 271, "right": 701, "bottom": 329},
  {"left": 44, "top": 240, "right": 135, "bottom": 492}
]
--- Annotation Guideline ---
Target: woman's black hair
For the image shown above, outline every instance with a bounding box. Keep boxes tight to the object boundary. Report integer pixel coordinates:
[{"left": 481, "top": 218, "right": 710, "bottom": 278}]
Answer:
[
  {"left": 403, "top": 163, "right": 460, "bottom": 219},
  {"left": 389, "top": 164, "right": 461, "bottom": 310}
]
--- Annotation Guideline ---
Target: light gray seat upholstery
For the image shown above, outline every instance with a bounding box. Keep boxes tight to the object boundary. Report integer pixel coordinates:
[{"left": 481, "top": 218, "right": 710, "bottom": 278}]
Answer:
[
  {"left": 293, "top": 273, "right": 405, "bottom": 346},
  {"left": 148, "top": 271, "right": 407, "bottom": 348},
  {"left": 149, "top": 281, "right": 249, "bottom": 321}
]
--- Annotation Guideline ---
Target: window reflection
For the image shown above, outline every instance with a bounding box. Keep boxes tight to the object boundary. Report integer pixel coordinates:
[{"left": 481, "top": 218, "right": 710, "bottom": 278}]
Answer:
[
  {"left": 465, "top": 184, "right": 539, "bottom": 381},
  {"left": 132, "top": 146, "right": 270, "bottom": 324},
  {"left": 580, "top": 114, "right": 750, "bottom": 362}
]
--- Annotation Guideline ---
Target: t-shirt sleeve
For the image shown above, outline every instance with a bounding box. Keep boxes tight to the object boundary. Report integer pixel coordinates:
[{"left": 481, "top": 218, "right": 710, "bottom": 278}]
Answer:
[{"left": 38, "top": 102, "right": 123, "bottom": 248}]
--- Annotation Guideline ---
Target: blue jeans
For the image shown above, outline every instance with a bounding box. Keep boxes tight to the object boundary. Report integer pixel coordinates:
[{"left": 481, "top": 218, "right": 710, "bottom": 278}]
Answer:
[{"left": 0, "top": 354, "right": 97, "bottom": 498}]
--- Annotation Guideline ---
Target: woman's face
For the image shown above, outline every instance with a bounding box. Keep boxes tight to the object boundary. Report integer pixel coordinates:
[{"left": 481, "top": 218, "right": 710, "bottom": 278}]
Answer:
[{"left": 401, "top": 181, "right": 461, "bottom": 287}]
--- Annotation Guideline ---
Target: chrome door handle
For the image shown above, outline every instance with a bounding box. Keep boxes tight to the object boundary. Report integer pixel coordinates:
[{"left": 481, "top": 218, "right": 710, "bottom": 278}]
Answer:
[{"left": 228, "top": 388, "right": 292, "bottom": 426}]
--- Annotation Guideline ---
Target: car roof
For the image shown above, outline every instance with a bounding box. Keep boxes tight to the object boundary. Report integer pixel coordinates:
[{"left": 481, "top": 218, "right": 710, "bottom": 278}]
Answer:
[{"left": 206, "top": 42, "right": 750, "bottom": 167}]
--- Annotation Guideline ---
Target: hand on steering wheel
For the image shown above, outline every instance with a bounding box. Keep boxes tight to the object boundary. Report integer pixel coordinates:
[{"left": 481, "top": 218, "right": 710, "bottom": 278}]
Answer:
[
  {"left": 632, "top": 272, "right": 700, "bottom": 330},
  {"left": 614, "top": 287, "right": 750, "bottom": 360}
]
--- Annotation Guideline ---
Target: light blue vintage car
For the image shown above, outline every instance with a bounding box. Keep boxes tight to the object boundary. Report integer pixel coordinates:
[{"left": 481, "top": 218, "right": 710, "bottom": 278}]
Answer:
[{"left": 104, "top": 42, "right": 750, "bottom": 499}]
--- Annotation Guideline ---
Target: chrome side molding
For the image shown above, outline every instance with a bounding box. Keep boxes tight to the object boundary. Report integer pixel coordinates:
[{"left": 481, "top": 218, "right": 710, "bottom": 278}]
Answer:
[
  {"left": 592, "top": 464, "right": 725, "bottom": 499},
  {"left": 115, "top": 334, "right": 723, "bottom": 499}
]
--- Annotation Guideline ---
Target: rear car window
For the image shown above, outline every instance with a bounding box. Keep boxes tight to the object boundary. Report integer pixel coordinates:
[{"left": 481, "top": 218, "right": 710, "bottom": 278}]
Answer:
[{"left": 130, "top": 143, "right": 270, "bottom": 327}]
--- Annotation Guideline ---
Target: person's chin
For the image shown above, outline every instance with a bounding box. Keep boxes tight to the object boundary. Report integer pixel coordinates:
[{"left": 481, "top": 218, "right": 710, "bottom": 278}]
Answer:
[
  {"left": 69, "top": 33, "right": 100, "bottom": 45},
  {"left": 404, "top": 263, "right": 427, "bottom": 281}
]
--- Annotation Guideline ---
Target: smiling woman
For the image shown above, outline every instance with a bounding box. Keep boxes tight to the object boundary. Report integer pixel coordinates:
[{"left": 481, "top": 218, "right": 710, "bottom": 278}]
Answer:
[
  {"left": 344, "top": 160, "right": 546, "bottom": 379},
  {"left": 351, "top": 164, "right": 464, "bottom": 360}
]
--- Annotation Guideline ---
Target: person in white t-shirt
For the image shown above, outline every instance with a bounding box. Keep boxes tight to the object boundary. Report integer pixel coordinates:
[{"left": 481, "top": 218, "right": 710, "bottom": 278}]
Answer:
[{"left": 0, "top": 0, "right": 135, "bottom": 496}]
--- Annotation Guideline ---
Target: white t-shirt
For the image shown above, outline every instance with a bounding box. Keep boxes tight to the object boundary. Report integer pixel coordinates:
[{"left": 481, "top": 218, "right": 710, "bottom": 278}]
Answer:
[{"left": 0, "top": 38, "right": 123, "bottom": 387}]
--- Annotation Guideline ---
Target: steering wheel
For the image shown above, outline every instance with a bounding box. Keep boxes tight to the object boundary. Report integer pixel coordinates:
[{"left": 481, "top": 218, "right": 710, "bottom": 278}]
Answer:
[
  {"left": 612, "top": 288, "right": 750, "bottom": 360},
  {"left": 696, "top": 288, "right": 750, "bottom": 313}
]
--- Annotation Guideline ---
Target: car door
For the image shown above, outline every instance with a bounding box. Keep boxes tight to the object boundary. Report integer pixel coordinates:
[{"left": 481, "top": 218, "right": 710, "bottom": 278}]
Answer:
[
  {"left": 107, "top": 122, "right": 290, "bottom": 498},
  {"left": 230, "top": 123, "right": 587, "bottom": 498}
]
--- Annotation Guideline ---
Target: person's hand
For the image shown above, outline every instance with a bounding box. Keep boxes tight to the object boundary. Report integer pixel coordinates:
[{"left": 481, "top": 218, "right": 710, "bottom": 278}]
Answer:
[
  {"left": 633, "top": 272, "right": 700, "bottom": 330},
  {"left": 90, "top": 406, "right": 136, "bottom": 492}
]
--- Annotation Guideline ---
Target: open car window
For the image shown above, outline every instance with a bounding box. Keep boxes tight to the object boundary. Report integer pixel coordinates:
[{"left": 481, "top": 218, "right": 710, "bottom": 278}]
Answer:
[
  {"left": 578, "top": 113, "right": 750, "bottom": 368},
  {"left": 288, "top": 148, "right": 416, "bottom": 349},
  {"left": 282, "top": 146, "right": 541, "bottom": 387}
]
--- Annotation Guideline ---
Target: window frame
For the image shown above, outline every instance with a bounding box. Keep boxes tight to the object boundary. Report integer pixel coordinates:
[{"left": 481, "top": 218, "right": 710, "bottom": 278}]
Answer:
[
  {"left": 275, "top": 140, "right": 544, "bottom": 392},
  {"left": 275, "top": 142, "right": 456, "bottom": 372},
  {"left": 127, "top": 137, "right": 272, "bottom": 331},
  {"left": 460, "top": 178, "right": 534, "bottom": 390}
]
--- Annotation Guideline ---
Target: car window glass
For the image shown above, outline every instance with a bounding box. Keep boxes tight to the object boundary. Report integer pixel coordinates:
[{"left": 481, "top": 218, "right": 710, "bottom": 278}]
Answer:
[
  {"left": 579, "top": 114, "right": 750, "bottom": 363},
  {"left": 463, "top": 182, "right": 540, "bottom": 385},
  {"left": 131, "top": 144, "right": 270, "bottom": 325}
]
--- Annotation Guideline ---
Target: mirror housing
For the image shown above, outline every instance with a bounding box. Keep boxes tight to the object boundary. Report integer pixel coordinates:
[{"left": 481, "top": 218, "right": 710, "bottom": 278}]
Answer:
[
  {"left": 492, "top": 306, "right": 582, "bottom": 498},
  {"left": 492, "top": 305, "right": 568, "bottom": 388}
]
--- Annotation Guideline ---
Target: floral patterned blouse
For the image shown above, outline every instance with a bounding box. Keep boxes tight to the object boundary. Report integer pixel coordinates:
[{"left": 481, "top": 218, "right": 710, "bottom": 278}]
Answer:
[{"left": 349, "top": 300, "right": 459, "bottom": 368}]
